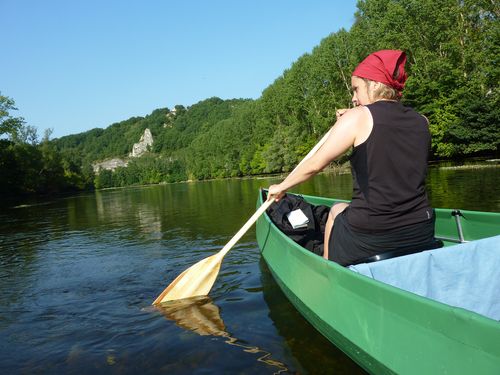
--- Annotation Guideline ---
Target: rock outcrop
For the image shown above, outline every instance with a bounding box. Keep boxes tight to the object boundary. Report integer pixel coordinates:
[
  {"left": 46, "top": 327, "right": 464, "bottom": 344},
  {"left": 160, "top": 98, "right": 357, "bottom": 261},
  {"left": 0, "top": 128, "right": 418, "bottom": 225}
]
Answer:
[
  {"left": 93, "top": 158, "right": 128, "bottom": 174},
  {"left": 93, "top": 128, "right": 154, "bottom": 174},
  {"left": 129, "top": 128, "right": 153, "bottom": 158}
]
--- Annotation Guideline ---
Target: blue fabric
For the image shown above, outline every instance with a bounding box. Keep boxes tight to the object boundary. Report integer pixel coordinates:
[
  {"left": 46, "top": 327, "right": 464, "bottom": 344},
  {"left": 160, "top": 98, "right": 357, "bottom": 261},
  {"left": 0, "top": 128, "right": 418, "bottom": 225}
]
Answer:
[{"left": 349, "top": 235, "right": 500, "bottom": 321}]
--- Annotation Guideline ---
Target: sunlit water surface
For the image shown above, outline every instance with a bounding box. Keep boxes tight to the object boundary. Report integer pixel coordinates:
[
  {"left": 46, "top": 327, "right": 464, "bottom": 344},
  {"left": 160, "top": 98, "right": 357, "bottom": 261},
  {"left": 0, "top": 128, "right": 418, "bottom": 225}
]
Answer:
[{"left": 1, "top": 165, "right": 498, "bottom": 374}]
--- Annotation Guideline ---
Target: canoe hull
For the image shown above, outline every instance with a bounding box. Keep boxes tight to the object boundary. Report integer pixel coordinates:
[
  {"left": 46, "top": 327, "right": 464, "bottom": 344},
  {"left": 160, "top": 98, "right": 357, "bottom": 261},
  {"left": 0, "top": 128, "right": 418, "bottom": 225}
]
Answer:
[{"left": 256, "top": 192, "right": 500, "bottom": 374}]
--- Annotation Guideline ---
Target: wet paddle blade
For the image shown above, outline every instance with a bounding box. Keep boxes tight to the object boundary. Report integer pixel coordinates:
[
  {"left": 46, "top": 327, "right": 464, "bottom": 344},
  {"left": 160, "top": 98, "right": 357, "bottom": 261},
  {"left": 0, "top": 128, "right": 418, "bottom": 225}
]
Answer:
[
  {"left": 153, "top": 199, "right": 273, "bottom": 304},
  {"left": 152, "top": 252, "right": 223, "bottom": 305}
]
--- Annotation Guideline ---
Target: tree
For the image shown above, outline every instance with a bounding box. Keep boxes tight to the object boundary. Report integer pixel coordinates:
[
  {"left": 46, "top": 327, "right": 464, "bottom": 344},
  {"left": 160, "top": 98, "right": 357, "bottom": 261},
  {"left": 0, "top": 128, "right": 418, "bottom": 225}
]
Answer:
[
  {"left": 12, "top": 125, "right": 39, "bottom": 145},
  {"left": 0, "top": 93, "right": 25, "bottom": 138},
  {"left": 8, "top": 0, "right": 497, "bottom": 193}
]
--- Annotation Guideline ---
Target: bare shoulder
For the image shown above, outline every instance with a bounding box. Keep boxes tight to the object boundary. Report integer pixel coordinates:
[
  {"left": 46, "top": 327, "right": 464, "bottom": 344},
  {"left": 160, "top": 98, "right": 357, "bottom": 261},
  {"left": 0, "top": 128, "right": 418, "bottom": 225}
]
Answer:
[
  {"left": 334, "top": 106, "right": 371, "bottom": 131},
  {"left": 336, "top": 106, "right": 370, "bottom": 123},
  {"left": 333, "top": 106, "right": 372, "bottom": 146}
]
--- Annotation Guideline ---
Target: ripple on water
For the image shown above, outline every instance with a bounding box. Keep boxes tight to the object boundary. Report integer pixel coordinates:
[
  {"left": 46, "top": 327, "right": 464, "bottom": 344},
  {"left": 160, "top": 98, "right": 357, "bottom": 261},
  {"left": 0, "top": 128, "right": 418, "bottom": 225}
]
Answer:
[{"left": 0, "top": 182, "right": 376, "bottom": 374}]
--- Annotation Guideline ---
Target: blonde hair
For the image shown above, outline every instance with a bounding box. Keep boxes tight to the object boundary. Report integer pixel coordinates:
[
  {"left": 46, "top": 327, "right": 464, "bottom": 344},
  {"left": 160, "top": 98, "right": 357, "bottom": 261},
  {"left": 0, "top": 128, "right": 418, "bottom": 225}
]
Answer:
[{"left": 362, "top": 78, "right": 400, "bottom": 101}]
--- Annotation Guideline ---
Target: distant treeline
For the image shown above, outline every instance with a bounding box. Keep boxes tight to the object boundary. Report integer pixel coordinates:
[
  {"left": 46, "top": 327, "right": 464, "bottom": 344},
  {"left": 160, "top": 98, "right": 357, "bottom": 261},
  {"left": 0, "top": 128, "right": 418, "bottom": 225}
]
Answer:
[{"left": 1, "top": 0, "right": 498, "bottom": 194}]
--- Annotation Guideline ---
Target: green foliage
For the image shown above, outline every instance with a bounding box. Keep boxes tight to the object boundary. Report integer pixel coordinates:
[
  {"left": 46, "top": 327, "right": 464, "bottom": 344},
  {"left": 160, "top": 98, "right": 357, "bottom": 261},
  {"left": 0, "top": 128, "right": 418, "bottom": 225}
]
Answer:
[
  {"left": 0, "top": 103, "right": 89, "bottom": 195},
  {"left": 153, "top": 97, "right": 250, "bottom": 155},
  {"left": 0, "top": 140, "right": 42, "bottom": 194},
  {"left": 0, "top": 93, "right": 25, "bottom": 138},
  {"left": 94, "top": 169, "right": 113, "bottom": 189},
  {"left": 0, "top": 133, "right": 75, "bottom": 195},
  {"left": 94, "top": 155, "right": 186, "bottom": 188},
  {"left": 351, "top": 0, "right": 499, "bottom": 157},
  {"left": 3, "top": 0, "right": 498, "bottom": 194}
]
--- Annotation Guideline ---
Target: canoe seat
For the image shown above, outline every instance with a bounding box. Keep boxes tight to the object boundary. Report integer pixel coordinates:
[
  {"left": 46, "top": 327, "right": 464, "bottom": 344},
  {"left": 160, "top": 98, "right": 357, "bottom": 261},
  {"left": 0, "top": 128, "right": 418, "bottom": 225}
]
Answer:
[{"left": 349, "top": 238, "right": 444, "bottom": 266}]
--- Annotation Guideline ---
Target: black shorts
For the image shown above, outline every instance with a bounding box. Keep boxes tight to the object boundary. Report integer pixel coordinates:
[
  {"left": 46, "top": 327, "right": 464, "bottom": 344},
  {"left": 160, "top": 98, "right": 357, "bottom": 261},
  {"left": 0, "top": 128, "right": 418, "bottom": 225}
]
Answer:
[{"left": 328, "top": 209, "right": 435, "bottom": 266}]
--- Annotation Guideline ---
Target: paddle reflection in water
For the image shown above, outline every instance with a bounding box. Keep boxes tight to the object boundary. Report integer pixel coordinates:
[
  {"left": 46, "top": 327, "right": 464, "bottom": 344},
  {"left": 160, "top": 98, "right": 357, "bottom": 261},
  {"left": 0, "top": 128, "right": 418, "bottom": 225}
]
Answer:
[{"left": 155, "top": 296, "right": 289, "bottom": 374}]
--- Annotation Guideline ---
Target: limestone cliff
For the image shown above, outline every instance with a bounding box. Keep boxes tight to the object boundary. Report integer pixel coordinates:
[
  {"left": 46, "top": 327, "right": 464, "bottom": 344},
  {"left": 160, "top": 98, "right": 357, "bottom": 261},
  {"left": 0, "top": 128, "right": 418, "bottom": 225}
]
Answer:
[
  {"left": 93, "top": 158, "right": 128, "bottom": 174},
  {"left": 93, "top": 128, "right": 154, "bottom": 174},
  {"left": 129, "top": 129, "right": 153, "bottom": 158}
]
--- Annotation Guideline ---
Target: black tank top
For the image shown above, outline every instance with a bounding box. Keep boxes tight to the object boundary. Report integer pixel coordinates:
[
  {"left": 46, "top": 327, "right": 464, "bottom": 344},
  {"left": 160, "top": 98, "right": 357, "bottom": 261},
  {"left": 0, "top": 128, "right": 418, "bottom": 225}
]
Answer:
[{"left": 346, "top": 100, "right": 432, "bottom": 232}]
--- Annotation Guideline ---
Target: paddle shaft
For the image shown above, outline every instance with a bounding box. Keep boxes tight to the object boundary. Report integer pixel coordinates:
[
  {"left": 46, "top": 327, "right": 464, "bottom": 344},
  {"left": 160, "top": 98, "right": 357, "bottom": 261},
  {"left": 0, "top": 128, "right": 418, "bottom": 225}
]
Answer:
[
  {"left": 285, "top": 129, "right": 332, "bottom": 178},
  {"left": 152, "top": 128, "right": 332, "bottom": 303},
  {"left": 220, "top": 199, "right": 274, "bottom": 257},
  {"left": 220, "top": 127, "right": 333, "bottom": 258}
]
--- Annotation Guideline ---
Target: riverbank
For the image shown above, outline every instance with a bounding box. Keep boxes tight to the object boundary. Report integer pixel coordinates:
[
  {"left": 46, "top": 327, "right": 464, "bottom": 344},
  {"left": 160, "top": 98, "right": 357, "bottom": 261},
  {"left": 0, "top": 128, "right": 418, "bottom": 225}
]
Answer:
[{"left": 4, "top": 159, "right": 498, "bottom": 207}]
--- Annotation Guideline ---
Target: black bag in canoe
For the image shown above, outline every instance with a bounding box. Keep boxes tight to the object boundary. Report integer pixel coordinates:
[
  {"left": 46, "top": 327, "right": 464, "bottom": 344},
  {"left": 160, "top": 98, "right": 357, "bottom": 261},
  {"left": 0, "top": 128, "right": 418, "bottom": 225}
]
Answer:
[{"left": 266, "top": 193, "right": 329, "bottom": 256}]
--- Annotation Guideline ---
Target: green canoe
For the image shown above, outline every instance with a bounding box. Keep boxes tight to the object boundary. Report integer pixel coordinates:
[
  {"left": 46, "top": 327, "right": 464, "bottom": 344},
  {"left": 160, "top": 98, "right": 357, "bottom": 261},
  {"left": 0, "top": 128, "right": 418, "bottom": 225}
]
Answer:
[{"left": 255, "top": 191, "right": 500, "bottom": 374}]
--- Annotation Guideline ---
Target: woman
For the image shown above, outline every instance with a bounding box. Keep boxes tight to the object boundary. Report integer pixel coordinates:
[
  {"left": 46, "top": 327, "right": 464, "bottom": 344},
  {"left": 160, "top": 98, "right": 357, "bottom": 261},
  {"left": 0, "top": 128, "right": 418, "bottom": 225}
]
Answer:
[{"left": 268, "top": 49, "right": 435, "bottom": 266}]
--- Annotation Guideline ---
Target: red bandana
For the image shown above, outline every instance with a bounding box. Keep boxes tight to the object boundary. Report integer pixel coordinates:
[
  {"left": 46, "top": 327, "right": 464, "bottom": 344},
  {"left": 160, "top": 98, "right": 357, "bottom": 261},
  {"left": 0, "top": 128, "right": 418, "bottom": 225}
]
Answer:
[{"left": 352, "top": 50, "right": 408, "bottom": 92}]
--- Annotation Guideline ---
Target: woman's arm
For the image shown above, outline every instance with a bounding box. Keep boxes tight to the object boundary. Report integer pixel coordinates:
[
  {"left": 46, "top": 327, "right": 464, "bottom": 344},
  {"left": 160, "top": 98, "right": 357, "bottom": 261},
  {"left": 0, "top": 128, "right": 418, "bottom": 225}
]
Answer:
[{"left": 268, "top": 106, "right": 368, "bottom": 200}]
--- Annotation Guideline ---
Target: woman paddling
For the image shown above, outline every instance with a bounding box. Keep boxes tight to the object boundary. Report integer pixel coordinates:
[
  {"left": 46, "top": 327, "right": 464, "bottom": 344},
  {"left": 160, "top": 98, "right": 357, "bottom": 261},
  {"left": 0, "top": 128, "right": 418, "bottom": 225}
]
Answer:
[{"left": 268, "top": 49, "right": 436, "bottom": 266}]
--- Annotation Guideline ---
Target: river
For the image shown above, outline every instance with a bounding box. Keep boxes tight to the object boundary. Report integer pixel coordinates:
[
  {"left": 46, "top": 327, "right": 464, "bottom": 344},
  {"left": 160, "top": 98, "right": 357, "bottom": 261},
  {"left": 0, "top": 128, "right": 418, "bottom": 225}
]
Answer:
[{"left": 0, "top": 164, "right": 498, "bottom": 374}]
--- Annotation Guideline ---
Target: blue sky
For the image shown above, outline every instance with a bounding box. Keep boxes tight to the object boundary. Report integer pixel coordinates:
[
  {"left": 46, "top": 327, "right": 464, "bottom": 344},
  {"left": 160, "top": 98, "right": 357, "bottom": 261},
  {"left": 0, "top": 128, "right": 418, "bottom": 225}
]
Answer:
[{"left": 2, "top": 1, "right": 358, "bottom": 138}]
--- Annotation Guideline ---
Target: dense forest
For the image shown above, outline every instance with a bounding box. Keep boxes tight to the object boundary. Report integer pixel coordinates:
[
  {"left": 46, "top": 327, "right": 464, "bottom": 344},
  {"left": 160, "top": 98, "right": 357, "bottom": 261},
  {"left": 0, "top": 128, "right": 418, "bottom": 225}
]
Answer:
[{"left": 1, "top": 0, "right": 498, "bottom": 194}]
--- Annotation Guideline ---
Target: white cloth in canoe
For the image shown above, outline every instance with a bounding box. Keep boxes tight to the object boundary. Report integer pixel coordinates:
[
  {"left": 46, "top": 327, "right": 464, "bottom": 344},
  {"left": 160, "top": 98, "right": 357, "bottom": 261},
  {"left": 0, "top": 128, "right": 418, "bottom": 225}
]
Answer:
[{"left": 349, "top": 235, "right": 500, "bottom": 321}]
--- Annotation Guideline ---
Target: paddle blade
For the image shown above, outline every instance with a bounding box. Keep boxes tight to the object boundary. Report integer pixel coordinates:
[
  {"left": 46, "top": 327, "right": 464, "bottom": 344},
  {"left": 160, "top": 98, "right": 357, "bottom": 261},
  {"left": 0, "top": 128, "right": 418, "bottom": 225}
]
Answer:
[{"left": 152, "top": 252, "right": 223, "bottom": 305}]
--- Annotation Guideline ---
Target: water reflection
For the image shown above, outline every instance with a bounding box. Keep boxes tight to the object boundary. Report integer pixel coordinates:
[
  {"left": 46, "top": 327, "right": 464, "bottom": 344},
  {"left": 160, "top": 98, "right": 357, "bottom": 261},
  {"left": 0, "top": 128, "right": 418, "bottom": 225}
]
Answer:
[
  {"left": 258, "top": 259, "right": 367, "bottom": 374},
  {"left": 87, "top": 179, "right": 282, "bottom": 242},
  {"left": 426, "top": 165, "right": 500, "bottom": 211},
  {"left": 157, "top": 296, "right": 225, "bottom": 336},
  {"left": 0, "top": 165, "right": 498, "bottom": 374},
  {"left": 292, "top": 165, "right": 500, "bottom": 212},
  {"left": 156, "top": 296, "right": 288, "bottom": 374}
]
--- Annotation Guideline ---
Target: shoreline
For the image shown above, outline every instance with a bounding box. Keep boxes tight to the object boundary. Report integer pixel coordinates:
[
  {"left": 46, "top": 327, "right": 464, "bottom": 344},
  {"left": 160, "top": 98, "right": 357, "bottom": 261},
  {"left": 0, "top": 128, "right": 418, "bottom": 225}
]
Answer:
[{"left": 4, "top": 161, "right": 498, "bottom": 206}]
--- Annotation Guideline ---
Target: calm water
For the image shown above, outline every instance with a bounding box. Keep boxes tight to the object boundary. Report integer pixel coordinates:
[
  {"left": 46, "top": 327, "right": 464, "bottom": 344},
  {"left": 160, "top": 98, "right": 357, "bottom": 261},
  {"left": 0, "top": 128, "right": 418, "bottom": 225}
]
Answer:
[{"left": 1, "top": 165, "right": 499, "bottom": 374}]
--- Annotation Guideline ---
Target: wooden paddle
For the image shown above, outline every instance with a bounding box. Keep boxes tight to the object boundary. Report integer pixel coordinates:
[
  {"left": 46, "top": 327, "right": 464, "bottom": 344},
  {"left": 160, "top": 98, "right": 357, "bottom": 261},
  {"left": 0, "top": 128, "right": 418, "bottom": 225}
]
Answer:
[{"left": 152, "top": 128, "right": 332, "bottom": 305}]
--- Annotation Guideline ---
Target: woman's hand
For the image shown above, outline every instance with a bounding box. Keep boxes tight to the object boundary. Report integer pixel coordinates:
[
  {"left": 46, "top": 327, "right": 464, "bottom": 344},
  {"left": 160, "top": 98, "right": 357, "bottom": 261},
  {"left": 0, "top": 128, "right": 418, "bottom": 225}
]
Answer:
[
  {"left": 268, "top": 184, "right": 286, "bottom": 202},
  {"left": 336, "top": 108, "right": 349, "bottom": 119}
]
